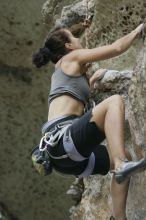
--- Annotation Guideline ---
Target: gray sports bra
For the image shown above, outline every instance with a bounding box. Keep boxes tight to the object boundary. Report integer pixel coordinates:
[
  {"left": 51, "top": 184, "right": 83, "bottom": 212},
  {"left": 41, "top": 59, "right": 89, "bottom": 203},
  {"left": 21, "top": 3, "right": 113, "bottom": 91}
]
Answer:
[{"left": 48, "top": 66, "right": 90, "bottom": 106}]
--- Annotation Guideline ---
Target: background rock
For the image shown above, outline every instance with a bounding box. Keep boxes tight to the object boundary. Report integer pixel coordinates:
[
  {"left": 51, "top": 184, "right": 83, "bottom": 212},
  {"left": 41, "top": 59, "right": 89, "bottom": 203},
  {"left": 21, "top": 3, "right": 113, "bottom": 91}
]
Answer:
[{"left": 0, "top": 1, "right": 74, "bottom": 220}]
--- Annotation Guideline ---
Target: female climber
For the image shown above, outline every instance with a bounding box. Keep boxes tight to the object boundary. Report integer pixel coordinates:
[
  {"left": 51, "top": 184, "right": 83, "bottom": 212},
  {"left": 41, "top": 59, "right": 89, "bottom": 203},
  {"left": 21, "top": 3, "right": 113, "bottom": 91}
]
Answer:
[{"left": 32, "top": 23, "right": 146, "bottom": 220}]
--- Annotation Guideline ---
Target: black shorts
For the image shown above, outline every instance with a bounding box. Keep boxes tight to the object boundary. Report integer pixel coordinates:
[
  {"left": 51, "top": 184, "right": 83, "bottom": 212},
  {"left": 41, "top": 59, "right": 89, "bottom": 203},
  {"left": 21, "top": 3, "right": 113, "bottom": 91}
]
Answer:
[{"left": 43, "top": 110, "right": 110, "bottom": 177}]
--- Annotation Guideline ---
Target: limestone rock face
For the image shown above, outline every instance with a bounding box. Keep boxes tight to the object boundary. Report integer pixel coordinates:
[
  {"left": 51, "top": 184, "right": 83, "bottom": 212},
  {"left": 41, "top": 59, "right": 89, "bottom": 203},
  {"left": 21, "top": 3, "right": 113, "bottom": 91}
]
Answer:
[
  {"left": 1, "top": 0, "right": 146, "bottom": 219},
  {"left": 42, "top": 0, "right": 79, "bottom": 28},
  {"left": 127, "top": 39, "right": 146, "bottom": 220},
  {"left": 43, "top": 0, "right": 146, "bottom": 219},
  {"left": 94, "top": 70, "right": 133, "bottom": 93},
  {"left": 69, "top": 41, "right": 146, "bottom": 220}
]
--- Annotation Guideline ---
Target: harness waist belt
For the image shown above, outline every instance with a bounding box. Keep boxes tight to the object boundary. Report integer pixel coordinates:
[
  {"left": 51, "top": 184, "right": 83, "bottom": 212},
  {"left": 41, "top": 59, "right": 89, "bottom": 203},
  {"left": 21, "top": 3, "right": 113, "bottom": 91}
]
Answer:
[
  {"left": 42, "top": 115, "right": 77, "bottom": 135},
  {"left": 77, "top": 153, "right": 95, "bottom": 178}
]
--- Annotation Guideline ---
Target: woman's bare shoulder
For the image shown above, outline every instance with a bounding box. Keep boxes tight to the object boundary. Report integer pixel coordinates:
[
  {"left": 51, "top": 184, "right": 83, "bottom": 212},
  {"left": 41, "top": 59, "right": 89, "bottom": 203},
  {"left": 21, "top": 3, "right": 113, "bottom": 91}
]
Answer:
[{"left": 57, "top": 54, "right": 82, "bottom": 76}]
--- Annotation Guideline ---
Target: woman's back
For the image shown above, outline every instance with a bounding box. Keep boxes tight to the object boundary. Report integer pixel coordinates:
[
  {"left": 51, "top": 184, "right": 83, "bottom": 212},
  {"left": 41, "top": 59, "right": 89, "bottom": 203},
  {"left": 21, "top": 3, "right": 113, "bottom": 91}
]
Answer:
[
  {"left": 48, "top": 56, "right": 88, "bottom": 120},
  {"left": 48, "top": 94, "right": 84, "bottom": 120}
]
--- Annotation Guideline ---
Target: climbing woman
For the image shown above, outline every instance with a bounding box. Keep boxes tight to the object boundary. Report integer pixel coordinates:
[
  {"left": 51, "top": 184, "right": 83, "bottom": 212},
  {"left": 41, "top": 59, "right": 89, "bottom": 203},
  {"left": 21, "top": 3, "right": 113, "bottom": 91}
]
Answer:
[{"left": 32, "top": 23, "right": 146, "bottom": 220}]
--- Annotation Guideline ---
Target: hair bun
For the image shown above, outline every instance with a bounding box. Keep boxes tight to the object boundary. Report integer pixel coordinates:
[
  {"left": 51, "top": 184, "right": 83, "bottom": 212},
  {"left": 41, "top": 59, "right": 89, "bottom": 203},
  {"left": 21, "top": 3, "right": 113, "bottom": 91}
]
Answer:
[{"left": 32, "top": 47, "right": 51, "bottom": 68}]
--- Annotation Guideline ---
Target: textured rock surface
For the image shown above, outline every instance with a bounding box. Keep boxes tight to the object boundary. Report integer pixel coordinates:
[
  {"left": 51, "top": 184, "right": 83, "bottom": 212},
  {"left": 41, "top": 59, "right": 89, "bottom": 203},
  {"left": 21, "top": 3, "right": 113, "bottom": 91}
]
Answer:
[
  {"left": 93, "top": 69, "right": 133, "bottom": 93},
  {"left": 69, "top": 44, "right": 146, "bottom": 219},
  {"left": 43, "top": 0, "right": 146, "bottom": 219},
  {"left": 1, "top": 0, "right": 146, "bottom": 219},
  {"left": 52, "top": 0, "right": 94, "bottom": 27},
  {"left": 42, "top": 0, "right": 79, "bottom": 28},
  {"left": 127, "top": 39, "right": 146, "bottom": 220},
  {"left": 88, "top": 0, "right": 146, "bottom": 70}
]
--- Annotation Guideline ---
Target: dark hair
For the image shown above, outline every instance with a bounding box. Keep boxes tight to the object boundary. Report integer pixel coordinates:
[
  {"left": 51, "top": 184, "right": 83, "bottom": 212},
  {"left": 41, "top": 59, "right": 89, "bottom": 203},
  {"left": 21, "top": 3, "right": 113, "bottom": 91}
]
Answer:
[{"left": 32, "top": 27, "right": 71, "bottom": 68}]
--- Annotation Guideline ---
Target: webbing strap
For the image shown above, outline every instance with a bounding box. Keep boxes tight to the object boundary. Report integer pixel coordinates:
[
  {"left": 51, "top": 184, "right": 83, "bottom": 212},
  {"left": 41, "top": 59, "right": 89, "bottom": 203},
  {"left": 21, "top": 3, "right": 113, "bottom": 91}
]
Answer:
[
  {"left": 63, "top": 128, "right": 88, "bottom": 161},
  {"left": 42, "top": 117, "right": 74, "bottom": 135},
  {"left": 63, "top": 128, "right": 95, "bottom": 177},
  {"left": 78, "top": 152, "right": 95, "bottom": 178}
]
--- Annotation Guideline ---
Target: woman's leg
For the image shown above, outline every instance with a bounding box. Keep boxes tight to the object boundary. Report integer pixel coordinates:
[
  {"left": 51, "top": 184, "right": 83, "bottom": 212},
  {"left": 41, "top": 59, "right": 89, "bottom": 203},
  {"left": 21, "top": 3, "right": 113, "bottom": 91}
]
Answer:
[
  {"left": 109, "top": 149, "right": 132, "bottom": 220},
  {"left": 90, "top": 95, "right": 130, "bottom": 220},
  {"left": 110, "top": 175, "right": 129, "bottom": 220},
  {"left": 90, "top": 94, "right": 127, "bottom": 169}
]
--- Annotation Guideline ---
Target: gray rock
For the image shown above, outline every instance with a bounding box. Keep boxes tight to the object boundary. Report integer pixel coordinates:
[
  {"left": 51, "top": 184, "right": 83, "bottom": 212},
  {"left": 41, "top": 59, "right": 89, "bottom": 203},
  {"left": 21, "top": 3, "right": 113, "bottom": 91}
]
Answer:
[
  {"left": 55, "top": 0, "right": 94, "bottom": 28},
  {"left": 94, "top": 69, "right": 133, "bottom": 93}
]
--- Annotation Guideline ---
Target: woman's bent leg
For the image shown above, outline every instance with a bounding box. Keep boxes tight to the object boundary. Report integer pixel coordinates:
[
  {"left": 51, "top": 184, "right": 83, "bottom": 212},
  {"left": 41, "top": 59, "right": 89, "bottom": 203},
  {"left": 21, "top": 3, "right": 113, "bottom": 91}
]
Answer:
[
  {"left": 90, "top": 95, "right": 146, "bottom": 218},
  {"left": 90, "top": 94, "right": 126, "bottom": 169}
]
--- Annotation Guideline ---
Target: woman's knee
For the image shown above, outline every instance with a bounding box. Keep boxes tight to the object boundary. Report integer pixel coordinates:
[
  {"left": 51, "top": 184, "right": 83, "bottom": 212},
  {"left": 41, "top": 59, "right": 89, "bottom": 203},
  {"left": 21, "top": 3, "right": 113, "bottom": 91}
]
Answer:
[
  {"left": 109, "top": 95, "right": 124, "bottom": 109},
  {"left": 110, "top": 94, "right": 124, "bottom": 103},
  {"left": 91, "top": 95, "right": 124, "bottom": 131}
]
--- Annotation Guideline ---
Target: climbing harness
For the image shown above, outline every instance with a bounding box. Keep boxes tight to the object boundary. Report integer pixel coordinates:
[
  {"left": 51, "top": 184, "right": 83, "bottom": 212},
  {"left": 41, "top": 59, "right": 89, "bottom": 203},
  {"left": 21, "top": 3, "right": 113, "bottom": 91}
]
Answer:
[
  {"left": 39, "top": 123, "right": 70, "bottom": 158},
  {"left": 31, "top": 120, "right": 72, "bottom": 175},
  {"left": 31, "top": 117, "right": 96, "bottom": 178}
]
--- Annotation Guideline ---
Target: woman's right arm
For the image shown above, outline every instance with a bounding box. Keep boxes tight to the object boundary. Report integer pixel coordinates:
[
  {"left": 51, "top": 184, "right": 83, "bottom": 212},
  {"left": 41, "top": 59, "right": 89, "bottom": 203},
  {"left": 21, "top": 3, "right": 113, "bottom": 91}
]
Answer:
[
  {"left": 89, "top": 68, "right": 107, "bottom": 88},
  {"left": 74, "top": 23, "right": 144, "bottom": 64}
]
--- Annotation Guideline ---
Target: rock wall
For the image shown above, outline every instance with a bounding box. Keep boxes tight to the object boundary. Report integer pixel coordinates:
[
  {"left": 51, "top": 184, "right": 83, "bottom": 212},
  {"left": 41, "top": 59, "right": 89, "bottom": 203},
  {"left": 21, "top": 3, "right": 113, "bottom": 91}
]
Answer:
[
  {"left": 127, "top": 38, "right": 146, "bottom": 220},
  {"left": 1, "top": 0, "right": 146, "bottom": 219},
  {"left": 42, "top": 0, "right": 146, "bottom": 219},
  {"left": 68, "top": 45, "right": 146, "bottom": 220}
]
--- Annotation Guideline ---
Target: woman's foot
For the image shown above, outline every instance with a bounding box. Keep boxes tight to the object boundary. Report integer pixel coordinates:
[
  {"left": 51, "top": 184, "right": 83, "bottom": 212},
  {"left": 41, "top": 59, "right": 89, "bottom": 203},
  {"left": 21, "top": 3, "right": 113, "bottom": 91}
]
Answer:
[{"left": 112, "top": 157, "right": 146, "bottom": 184}]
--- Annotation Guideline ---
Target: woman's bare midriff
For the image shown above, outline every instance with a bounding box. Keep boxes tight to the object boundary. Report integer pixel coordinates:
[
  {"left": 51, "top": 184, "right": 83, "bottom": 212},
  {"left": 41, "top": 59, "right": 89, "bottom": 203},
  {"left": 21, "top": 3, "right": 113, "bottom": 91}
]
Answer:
[{"left": 48, "top": 95, "right": 85, "bottom": 120}]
